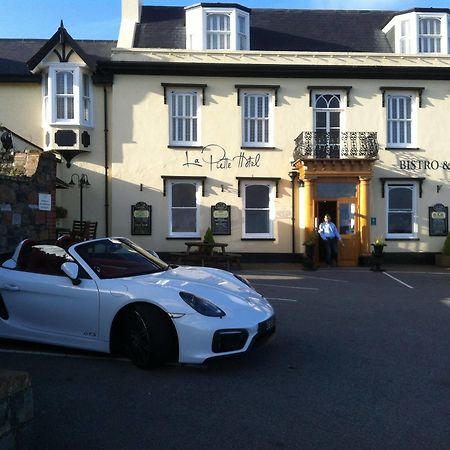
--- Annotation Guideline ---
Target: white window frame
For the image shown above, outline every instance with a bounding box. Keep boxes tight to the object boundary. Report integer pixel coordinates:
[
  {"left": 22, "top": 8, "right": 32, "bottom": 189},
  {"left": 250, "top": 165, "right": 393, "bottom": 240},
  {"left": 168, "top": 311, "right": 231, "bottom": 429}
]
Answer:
[
  {"left": 199, "top": 7, "right": 250, "bottom": 51},
  {"left": 168, "top": 179, "right": 202, "bottom": 238},
  {"left": 42, "top": 72, "right": 49, "bottom": 126},
  {"left": 82, "top": 73, "right": 92, "bottom": 124},
  {"left": 206, "top": 13, "right": 231, "bottom": 49},
  {"left": 237, "top": 14, "right": 248, "bottom": 50},
  {"left": 400, "top": 19, "right": 411, "bottom": 53},
  {"left": 242, "top": 180, "right": 275, "bottom": 239},
  {"left": 419, "top": 17, "right": 442, "bottom": 53},
  {"left": 55, "top": 69, "right": 75, "bottom": 122},
  {"left": 386, "top": 92, "right": 417, "bottom": 148},
  {"left": 169, "top": 89, "right": 200, "bottom": 146},
  {"left": 313, "top": 91, "right": 346, "bottom": 157},
  {"left": 385, "top": 182, "right": 418, "bottom": 239},
  {"left": 241, "top": 91, "right": 274, "bottom": 147},
  {"left": 45, "top": 64, "right": 93, "bottom": 127}
]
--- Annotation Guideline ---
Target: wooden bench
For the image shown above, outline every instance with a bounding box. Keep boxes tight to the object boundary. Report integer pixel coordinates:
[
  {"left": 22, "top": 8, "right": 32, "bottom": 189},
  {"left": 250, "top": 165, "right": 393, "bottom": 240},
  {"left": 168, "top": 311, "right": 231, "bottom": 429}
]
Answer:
[
  {"left": 172, "top": 251, "right": 241, "bottom": 270},
  {"left": 71, "top": 220, "right": 98, "bottom": 240}
]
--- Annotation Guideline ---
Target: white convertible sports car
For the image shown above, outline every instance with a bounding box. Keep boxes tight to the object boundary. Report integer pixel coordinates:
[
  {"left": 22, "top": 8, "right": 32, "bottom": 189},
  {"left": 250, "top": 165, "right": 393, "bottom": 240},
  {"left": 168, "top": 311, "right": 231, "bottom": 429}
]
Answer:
[{"left": 0, "top": 237, "right": 275, "bottom": 368}]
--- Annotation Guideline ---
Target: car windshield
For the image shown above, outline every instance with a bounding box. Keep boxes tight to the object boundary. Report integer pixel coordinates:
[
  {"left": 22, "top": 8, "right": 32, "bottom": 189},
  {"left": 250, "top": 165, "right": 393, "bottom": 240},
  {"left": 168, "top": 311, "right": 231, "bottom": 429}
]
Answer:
[{"left": 74, "top": 238, "right": 169, "bottom": 279}]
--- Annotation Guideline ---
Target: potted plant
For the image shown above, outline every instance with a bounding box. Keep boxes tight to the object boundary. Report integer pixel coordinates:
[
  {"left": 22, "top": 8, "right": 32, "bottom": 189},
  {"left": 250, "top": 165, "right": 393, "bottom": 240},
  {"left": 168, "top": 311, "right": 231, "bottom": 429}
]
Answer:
[
  {"left": 302, "top": 229, "right": 317, "bottom": 270},
  {"left": 370, "top": 236, "right": 386, "bottom": 271},
  {"left": 371, "top": 236, "right": 386, "bottom": 257},
  {"left": 203, "top": 227, "right": 215, "bottom": 245},
  {"left": 435, "top": 232, "right": 450, "bottom": 267}
]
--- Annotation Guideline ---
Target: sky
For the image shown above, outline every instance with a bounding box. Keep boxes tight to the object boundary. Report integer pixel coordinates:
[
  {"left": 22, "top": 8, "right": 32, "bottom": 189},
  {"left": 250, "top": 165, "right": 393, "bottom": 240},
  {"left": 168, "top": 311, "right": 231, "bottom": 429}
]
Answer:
[{"left": 0, "top": 0, "right": 449, "bottom": 40}]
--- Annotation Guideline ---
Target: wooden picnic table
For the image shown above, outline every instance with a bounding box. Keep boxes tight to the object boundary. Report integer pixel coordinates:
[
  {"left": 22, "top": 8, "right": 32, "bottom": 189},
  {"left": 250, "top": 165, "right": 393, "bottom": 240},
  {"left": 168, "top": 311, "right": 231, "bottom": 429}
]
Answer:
[
  {"left": 172, "top": 241, "right": 240, "bottom": 270},
  {"left": 184, "top": 241, "right": 228, "bottom": 255}
]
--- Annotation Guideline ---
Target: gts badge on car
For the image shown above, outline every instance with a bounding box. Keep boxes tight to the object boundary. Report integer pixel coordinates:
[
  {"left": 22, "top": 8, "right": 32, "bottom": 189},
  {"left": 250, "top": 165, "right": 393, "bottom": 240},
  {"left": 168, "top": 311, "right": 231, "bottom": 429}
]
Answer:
[{"left": 83, "top": 331, "right": 97, "bottom": 337}]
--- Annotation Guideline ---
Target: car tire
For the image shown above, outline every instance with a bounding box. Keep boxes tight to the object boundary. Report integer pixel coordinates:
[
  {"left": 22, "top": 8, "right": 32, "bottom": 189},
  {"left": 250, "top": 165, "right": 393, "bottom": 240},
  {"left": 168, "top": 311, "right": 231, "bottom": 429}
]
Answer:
[{"left": 124, "top": 304, "right": 175, "bottom": 369}]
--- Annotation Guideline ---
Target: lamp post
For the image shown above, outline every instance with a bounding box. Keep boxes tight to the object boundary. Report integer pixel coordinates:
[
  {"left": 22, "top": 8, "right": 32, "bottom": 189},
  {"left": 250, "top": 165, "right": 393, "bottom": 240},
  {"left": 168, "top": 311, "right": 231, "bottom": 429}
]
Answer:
[{"left": 69, "top": 173, "right": 90, "bottom": 223}]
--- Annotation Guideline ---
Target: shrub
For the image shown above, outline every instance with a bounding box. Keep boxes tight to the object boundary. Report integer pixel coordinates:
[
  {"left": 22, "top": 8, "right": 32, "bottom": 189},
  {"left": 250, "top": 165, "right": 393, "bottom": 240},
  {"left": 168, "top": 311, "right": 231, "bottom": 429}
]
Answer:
[
  {"left": 203, "top": 227, "right": 215, "bottom": 244},
  {"left": 442, "top": 232, "right": 450, "bottom": 255},
  {"left": 303, "top": 229, "right": 318, "bottom": 246},
  {"left": 55, "top": 206, "right": 68, "bottom": 219}
]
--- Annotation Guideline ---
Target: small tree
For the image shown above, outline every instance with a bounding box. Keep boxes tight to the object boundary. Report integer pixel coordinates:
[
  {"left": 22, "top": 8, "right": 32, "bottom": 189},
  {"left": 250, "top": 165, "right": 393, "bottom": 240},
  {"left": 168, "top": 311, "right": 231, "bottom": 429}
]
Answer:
[
  {"left": 442, "top": 232, "right": 450, "bottom": 255},
  {"left": 203, "top": 227, "right": 215, "bottom": 244}
]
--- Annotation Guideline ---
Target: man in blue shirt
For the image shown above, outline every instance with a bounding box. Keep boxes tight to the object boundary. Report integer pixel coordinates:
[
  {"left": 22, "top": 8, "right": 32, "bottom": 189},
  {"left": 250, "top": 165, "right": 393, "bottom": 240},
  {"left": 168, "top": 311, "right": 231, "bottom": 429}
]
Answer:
[{"left": 318, "top": 214, "right": 342, "bottom": 267}]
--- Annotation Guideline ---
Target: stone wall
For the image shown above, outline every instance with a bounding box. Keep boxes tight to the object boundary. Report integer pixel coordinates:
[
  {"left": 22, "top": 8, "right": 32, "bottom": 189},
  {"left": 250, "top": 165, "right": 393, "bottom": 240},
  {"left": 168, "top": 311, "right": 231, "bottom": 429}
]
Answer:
[
  {"left": 0, "top": 151, "right": 57, "bottom": 258},
  {"left": 0, "top": 370, "right": 33, "bottom": 450}
]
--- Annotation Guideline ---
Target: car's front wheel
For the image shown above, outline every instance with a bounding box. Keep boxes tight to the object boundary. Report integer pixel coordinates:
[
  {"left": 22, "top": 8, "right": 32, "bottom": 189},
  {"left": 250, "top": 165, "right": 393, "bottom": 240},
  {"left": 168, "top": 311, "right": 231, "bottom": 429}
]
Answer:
[{"left": 124, "top": 304, "right": 176, "bottom": 369}]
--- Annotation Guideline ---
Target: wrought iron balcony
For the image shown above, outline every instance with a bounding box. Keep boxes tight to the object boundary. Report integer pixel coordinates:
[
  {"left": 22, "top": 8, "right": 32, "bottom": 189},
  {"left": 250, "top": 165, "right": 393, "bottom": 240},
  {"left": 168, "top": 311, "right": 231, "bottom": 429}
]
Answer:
[{"left": 293, "top": 131, "right": 378, "bottom": 161}]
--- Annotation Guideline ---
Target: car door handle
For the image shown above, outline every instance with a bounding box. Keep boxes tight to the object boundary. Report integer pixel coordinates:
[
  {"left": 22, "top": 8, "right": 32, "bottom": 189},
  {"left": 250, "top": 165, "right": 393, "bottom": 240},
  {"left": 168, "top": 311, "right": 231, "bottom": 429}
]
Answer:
[{"left": 3, "top": 284, "right": 20, "bottom": 291}]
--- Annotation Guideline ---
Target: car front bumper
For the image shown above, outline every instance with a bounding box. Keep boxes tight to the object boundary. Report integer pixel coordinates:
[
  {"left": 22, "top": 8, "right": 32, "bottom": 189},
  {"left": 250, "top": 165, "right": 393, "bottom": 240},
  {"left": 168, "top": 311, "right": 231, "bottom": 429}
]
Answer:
[{"left": 173, "top": 313, "right": 276, "bottom": 364}]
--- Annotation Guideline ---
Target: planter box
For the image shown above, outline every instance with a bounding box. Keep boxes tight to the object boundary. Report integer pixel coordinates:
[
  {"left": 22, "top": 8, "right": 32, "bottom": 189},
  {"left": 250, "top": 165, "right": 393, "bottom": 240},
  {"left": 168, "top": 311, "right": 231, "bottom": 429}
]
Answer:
[{"left": 435, "top": 254, "right": 450, "bottom": 267}]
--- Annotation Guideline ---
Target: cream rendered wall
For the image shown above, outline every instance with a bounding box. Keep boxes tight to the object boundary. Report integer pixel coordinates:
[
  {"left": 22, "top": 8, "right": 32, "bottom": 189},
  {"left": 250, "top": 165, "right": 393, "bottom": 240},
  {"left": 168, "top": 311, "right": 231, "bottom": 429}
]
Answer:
[
  {"left": 109, "top": 51, "right": 450, "bottom": 255},
  {"left": 0, "top": 84, "right": 42, "bottom": 143},
  {"left": 56, "top": 84, "right": 112, "bottom": 237},
  {"left": 110, "top": 75, "right": 311, "bottom": 253},
  {"left": 370, "top": 80, "right": 450, "bottom": 253}
]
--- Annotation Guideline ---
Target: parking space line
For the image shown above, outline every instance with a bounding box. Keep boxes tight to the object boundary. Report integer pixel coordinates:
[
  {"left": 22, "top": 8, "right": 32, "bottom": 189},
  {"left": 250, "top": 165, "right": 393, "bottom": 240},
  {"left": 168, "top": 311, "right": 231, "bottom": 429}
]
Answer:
[
  {"left": 0, "top": 347, "right": 128, "bottom": 361},
  {"left": 383, "top": 272, "right": 414, "bottom": 289},
  {"left": 267, "top": 297, "right": 298, "bottom": 303},
  {"left": 252, "top": 282, "right": 318, "bottom": 291},
  {"left": 245, "top": 273, "right": 348, "bottom": 283}
]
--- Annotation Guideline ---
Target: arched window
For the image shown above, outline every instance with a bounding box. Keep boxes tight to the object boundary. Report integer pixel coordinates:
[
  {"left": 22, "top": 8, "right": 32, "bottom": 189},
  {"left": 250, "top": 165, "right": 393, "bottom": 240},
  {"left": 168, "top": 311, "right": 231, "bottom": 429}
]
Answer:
[{"left": 313, "top": 94, "right": 342, "bottom": 158}]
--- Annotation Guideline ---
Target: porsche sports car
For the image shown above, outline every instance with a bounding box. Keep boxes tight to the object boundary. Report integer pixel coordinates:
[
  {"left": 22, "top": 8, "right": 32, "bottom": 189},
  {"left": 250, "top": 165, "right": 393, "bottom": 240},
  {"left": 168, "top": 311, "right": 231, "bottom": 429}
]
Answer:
[{"left": 0, "top": 237, "right": 275, "bottom": 368}]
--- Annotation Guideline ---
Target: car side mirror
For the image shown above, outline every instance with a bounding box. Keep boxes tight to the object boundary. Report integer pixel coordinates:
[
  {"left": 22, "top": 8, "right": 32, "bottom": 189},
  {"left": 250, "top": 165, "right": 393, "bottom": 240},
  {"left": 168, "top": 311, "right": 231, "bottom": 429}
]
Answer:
[
  {"left": 2, "top": 259, "right": 17, "bottom": 269},
  {"left": 61, "top": 262, "right": 81, "bottom": 285}
]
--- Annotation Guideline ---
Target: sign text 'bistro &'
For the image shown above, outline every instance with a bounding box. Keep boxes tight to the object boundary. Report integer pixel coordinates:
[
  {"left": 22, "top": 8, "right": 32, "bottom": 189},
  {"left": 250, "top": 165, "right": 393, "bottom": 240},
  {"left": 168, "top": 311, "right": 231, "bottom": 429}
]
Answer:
[{"left": 399, "top": 159, "right": 450, "bottom": 170}]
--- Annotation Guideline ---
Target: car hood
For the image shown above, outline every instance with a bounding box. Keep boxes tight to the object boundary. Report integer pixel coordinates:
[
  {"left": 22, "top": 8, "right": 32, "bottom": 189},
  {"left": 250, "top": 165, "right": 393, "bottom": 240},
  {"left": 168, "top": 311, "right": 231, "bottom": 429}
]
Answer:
[{"left": 119, "top": 266, "right": 273, "bottom": 317}]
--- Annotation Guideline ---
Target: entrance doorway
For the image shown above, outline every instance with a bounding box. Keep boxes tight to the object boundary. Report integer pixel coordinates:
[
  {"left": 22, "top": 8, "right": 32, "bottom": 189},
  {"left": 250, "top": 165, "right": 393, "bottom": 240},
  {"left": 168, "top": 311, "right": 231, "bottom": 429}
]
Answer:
[
  {"left": 317, "top": 201, "right": 337, "bottom": 264},
  {"left": 295, "top": 159, "right": 375, "bottom": 267},
  {"left": 315, "top": 188, "right": 360, "bottom": 266}
]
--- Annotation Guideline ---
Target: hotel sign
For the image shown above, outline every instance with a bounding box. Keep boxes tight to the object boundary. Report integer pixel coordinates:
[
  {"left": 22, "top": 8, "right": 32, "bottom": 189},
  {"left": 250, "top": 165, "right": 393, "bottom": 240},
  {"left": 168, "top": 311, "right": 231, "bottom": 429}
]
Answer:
[
  {"left": 399, "top": 159, "right": 450, "bottom": 170},
  {"left": 429, "top": 203, "right": 448, "bottom": 236}
]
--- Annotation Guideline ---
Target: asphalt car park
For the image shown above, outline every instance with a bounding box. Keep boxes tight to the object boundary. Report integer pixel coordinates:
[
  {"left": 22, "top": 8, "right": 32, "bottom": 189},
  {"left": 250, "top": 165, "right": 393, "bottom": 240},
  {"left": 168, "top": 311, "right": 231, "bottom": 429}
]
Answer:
[{"left": 2, "top": 266, "right": 450, "bottom": 449}]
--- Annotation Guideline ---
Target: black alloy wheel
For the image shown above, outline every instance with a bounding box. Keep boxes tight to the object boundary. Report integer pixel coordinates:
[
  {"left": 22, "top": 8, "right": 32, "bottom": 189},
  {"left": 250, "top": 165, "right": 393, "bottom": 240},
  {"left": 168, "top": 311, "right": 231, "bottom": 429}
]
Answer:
[{"left": 124, "top": 304, "right": 175, "bottom": 369}]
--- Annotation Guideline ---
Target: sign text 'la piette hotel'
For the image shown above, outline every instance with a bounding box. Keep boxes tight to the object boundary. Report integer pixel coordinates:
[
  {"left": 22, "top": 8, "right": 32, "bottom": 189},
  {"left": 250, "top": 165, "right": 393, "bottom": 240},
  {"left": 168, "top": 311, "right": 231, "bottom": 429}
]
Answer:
[{"left": 1, "top": 0, "right": 450, "bottom": 265}]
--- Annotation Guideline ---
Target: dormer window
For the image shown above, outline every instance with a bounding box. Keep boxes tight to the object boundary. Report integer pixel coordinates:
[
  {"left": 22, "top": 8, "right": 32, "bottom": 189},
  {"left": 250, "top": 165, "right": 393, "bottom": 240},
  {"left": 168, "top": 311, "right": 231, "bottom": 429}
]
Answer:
[
  {"left": 400, "top": 20, "right": 411, "bottom": 53},
  {"left": 418, "top": 17, "right": 441, "bottom": 53},
  {"left": 206, "top": 13, "right": 231, "bottom": 49},
  {"left": 185, "top": 4, "right": 250, "bottom": 51},
  {"left": 43, "top": 65, "right": 93, "bottom": 127},
  {"left": 384, "top": 11, "right": 449, "bottom": 54},
  {"left": 237, "top": 15, "right": 248, "bottom": 50}
]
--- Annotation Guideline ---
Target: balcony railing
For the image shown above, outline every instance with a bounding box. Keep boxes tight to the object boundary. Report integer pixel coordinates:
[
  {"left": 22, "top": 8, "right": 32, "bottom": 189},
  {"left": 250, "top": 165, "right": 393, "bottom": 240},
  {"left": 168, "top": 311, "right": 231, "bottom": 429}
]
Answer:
[{"left": 293, "top": 131, "right": 378, "bottom": 160}]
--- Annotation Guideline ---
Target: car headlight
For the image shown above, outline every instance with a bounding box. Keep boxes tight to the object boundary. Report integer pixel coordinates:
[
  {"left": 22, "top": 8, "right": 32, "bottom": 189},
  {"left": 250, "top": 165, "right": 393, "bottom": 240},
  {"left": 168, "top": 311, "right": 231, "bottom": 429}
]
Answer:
[
  {"left": 179, "top": 291, "right": 226, "bottom": 318},
  {"left": 234, "top": 274, "right": 253, "bottom": 289}
]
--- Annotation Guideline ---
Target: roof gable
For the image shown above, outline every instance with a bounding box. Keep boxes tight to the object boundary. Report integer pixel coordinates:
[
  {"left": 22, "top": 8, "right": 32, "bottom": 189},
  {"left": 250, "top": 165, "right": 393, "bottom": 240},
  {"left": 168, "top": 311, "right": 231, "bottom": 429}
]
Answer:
[{"left": 27, "top": 21, "right": 97, "bottom": 71}]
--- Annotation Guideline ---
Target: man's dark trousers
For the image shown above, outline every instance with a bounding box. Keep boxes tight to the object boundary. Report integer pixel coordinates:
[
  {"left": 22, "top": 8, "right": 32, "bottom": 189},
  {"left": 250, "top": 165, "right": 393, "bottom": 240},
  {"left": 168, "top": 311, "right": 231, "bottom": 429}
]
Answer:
[{"left": 323, "top": 237, "right": 338, "bottom": 266}]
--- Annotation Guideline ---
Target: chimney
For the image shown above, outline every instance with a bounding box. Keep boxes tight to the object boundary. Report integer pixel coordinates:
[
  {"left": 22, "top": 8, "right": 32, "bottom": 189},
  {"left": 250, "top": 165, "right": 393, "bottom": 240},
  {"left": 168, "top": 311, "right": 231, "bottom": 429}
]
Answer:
[{"left": 117, "top": 0, "right": 142, "bottom": 48}]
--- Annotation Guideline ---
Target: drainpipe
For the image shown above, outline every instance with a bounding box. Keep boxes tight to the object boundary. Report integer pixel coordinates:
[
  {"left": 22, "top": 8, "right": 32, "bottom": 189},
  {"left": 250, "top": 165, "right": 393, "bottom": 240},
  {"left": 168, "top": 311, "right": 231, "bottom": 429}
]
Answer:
[
  {"left": 288, "top": 170, "right": 298, "bottom": 255},
  {"left": 103, "top": 86, "right": 110, "bottom": 236}
]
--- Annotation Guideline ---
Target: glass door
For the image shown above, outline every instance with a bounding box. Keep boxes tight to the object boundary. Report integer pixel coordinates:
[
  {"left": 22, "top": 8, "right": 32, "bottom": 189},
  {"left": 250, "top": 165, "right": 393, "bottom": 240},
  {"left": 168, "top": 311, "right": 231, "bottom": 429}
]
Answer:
[{"left": 337, "top": 200, "right": 359, "bottom": 266}]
